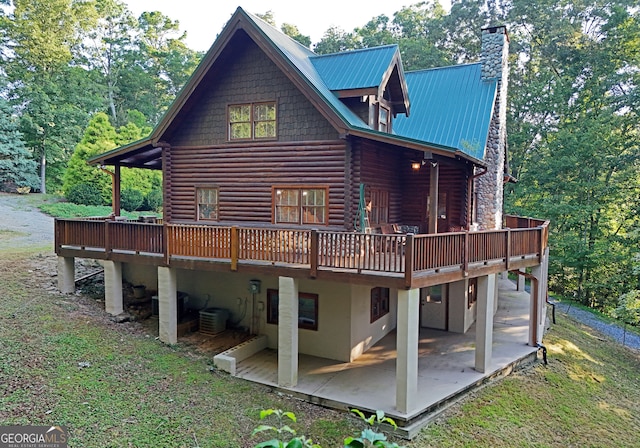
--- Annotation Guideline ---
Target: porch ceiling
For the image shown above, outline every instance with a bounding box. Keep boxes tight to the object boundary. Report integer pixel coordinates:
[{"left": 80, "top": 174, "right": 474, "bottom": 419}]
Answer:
[{"left": 88, "top": 138, "right": 163, "bottom": 170}]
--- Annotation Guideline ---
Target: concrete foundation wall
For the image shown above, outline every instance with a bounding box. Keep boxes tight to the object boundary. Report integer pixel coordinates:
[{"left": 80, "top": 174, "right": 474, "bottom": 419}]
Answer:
[
  {"left": 448, "top": 279, "right": 476, "bottom": 333},
  {"left": 349, "top": 284, "right": 397, "bottom": 362}
]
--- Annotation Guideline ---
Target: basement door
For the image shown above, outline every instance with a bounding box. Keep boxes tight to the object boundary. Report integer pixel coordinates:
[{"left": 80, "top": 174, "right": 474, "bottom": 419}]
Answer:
[{"left": 420, "top": 284, "right": 448, "bottom": 330}]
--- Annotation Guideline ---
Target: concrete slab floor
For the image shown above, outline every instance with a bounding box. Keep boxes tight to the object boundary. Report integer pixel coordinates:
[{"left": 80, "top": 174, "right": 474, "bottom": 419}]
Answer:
[{"left": 234, "top": 279, "right": 542, "bottom": 436}]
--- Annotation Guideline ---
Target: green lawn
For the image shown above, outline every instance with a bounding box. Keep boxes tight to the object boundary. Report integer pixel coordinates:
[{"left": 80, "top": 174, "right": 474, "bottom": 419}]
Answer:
[{"left": 1, "top": 194, "right": 639, "bottom": 447}]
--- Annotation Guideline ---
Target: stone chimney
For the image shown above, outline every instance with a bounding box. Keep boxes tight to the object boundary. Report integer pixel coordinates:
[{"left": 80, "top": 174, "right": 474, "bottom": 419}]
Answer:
[{"left": 475, "top": 25, "right": 509, "bottom": 230}]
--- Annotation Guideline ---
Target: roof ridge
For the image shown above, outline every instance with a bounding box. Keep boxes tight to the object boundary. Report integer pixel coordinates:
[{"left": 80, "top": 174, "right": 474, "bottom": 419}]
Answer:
[
  {"left": 310, "top": 44, "right": 399, "bottom": 59},
  {"left": 406, "top": 62, "right": 481, "bottom": 75}
]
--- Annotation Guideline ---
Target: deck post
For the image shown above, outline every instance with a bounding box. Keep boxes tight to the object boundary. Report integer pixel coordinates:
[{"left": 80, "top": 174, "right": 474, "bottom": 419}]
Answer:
[
  {"left": 403, "top": 234, "right": 414, "bottom": 288},
  {"left": 531, "top": 258, "right": 547, "bottom": 346},
  {"left": 57, "top": 256, "right": 75, "bottom": 294},
  {"left": 428, "top": 162, "right": 439, "bottom": 234},
  {"left": 158, "top": 266, "right": 178, "bottom": 344},
  {"left": 103, "top": 260, "right": 123, "bottom": 316},
  {"left": 475, "top": 274, "right": 496, "bottom": 373},
  {"left": 278, "top": 276, "right": 299, "bottom": 387},
  {"left": 230, "top": 226, "right": 239, "bottom": 271},
  {"left": 516, "top": 269, "right": 525, "bottom": 291},
  {"left": 310, "top": 229, "right": 318, "bottom": 278},
  {"left": 396, "top": 287, "right": 419, "bottom": 414}
]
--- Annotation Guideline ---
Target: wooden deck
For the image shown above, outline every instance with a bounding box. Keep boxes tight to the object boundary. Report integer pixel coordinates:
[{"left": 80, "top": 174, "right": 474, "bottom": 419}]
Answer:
[{"left": 54, "top": 215, "right": 548, "bottom": 289}]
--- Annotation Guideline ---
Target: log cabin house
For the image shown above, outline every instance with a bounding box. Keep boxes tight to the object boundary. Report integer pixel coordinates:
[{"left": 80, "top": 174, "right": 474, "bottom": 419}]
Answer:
[{"left": 55, "top": 7, "right": 549, "bottom": 427}]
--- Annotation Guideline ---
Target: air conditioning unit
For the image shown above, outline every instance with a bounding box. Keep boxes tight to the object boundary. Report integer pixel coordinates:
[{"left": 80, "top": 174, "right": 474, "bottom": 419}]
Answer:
[{"left": 199, "top": 308, "right": 229, "bottom": 335}]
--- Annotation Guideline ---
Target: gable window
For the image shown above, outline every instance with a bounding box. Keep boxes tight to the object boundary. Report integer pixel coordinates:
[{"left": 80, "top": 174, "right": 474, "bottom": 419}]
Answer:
[
  {"left": 369, "top": 189, "right": 389, "bottom": 225},
  {"left": 371, "top": 287, "right": 390, "bottom": 323},
  {"left": 197, "top": 187, "right": 219, "bottom": 221},
  {"left": 274, "top": 187, "right": 327, "bottom": 225},
  {"left": 228, "top": 102, "right": 276, "bottom": 140},
  {"left": 267, "top": 289, "right": 318, "bottom": 331},
  {"left": 378, "top": 105, "right": 390, "bottom": 132}
]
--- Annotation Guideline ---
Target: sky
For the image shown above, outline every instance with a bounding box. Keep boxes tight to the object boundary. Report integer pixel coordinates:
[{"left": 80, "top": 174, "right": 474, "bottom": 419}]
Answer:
[{"left": 123, "top": 1, "right": 435, "bottom": 52}]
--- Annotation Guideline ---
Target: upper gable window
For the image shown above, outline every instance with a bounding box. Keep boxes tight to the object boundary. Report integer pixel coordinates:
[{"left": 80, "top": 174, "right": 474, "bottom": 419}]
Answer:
[
  {"left": 228, "top": 102, "right": 276, "bottom": 140},
  {"left": 378, "top": 105, "right": 389, "bottom": 132}
]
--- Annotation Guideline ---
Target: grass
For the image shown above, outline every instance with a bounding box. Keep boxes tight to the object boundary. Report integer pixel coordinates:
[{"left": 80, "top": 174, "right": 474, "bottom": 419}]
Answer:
[
  {"left": 0, "top": 252, "right": 358, "bottom": 447},
  {"left": 414, "top": 317, "right": 640, "bottom": 447},
  {"left": 2, "top": 193, "right": 639, "bottom": 446}
]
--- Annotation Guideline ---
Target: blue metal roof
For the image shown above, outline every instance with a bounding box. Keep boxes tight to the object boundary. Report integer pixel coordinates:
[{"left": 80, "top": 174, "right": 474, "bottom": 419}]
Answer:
[
  {"left": 247, "top": 12, "right": 370, "bottom": 129},
  {"left": 310, "top": 45, "right": 400, "bottom": 91},
  {"left": 393, "top": 64, "right": 497, "bottom": 160}
]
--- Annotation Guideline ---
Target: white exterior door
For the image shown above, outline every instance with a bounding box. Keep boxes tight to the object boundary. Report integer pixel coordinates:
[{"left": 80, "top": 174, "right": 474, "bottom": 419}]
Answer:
[{"left": 421, "top": 284, "right": 448, "bottom": 330}]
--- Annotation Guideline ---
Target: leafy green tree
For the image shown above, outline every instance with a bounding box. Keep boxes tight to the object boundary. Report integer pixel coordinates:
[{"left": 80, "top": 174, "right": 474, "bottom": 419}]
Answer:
[
  {"left": 62, "top": 112, "right": 116, "bottom": 204},
  {"left": 3, "top": 0, "right": 101, "bottom": 193},
  {"left": 0, "top": 98, "right": 39, "bottom": 191}
]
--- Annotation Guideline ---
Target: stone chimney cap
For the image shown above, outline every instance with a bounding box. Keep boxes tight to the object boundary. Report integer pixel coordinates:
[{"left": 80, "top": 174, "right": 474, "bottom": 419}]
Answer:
[{"left": 481, "top": 25, "right": 509, "bottom": 42}]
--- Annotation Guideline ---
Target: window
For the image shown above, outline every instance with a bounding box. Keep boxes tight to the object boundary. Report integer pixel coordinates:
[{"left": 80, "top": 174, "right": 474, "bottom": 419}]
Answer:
[
  {"left": 368, "top": 189, "right": 389, "bottom": 225},
  {"left": 371, "top": 287, "right": 390, "bottom": 323},
  {"left": 274, "top": 187, "right": 327, "bottom": 225},
  {"left": 266, "top": 289, "right": 318, "bottom": 331},
  {"left": 468, "top": 278, "right": 478, "bottom": 309},
  {"left": 378, "top": 105, "right": 390, "bottom": 132},
  {"left": 420, "top": 285, "right": 443, "bottom": 303},
  {"left": 197, "top": 187, "right": 219, "bottom": 221},
  {"left": 228, "top": 102, "right": 276, "bottom": 140}
]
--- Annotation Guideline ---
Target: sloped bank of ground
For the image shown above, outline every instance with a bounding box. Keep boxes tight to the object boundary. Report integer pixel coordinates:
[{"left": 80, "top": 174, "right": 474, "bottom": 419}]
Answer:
[{"left": 1, "top": 193, "right": 639, "bottom": 446}]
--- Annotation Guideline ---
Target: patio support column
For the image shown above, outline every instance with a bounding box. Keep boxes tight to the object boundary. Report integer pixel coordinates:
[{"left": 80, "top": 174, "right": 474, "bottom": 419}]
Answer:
[
  {"left": 531, "top": 252, "right": 548, "bottom": 346},
  {"left": 475, "top": 274, "right": 496, "bottom": 373},
  {"left": 278, "top": 276, "right": 299, "bottom": 387},
  {"left": 396, "top": 288, "right": 419, "bottom": 414},
  {"left": 103, "top": 260, "right": 123, "bottom": 316},
  {"left": 57, "top": 256, "right": 75, "bottom": 294},
  {"left": 158, "top": 266, "right": 177, "bottom": 344},
  {"left": 516, "top": 269, "right": 525, "bottom": 291}
]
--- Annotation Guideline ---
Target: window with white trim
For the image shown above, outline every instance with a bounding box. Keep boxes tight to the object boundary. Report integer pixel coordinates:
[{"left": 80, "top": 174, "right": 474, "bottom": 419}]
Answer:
[
  {"left": 228, "top": 102, "right": 276, "bottom": 140},
  {"left": 274, "top": 187, "right": 327, "bottom": 225}
]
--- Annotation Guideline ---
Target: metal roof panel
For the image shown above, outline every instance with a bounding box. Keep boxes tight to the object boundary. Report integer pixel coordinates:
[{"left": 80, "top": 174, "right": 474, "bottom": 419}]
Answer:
[
  {"left": 310, "top": 45, "right": 399, "bottom": 91},
  {"left": 393, "top": 64, "right": 497, "bottom": 160}
]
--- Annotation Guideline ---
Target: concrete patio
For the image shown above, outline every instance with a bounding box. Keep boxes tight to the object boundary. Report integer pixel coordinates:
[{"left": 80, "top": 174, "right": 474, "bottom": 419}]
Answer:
[{"left": 232, "top": 278, "right": 544, "bottom": 437}]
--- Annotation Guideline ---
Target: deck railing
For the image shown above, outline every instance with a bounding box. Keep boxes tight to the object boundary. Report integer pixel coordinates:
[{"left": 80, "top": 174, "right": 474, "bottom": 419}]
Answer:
[{"left": 55, "top": 216, "right": 549, "bottom": 282}]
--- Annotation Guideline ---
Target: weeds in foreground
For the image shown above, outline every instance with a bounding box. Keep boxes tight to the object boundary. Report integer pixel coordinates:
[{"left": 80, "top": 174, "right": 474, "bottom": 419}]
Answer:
[{"left": 252, "top": 409, "right": 405, "bottom": 448}]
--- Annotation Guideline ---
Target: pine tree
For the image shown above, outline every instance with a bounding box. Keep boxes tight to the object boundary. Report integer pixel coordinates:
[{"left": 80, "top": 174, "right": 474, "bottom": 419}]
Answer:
[{"left": 0, "top": 99, "right": 39, "bottom": 192}]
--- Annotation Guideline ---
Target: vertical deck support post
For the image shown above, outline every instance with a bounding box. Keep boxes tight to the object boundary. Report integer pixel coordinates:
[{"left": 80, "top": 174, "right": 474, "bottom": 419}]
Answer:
[
  {"left": 158, "top": 266, "right": 178, "bottom": 344},
  {"left": 396, "top": 287, "right": 419, "bottom": 413},
  {"left": 103, "top": 260, "right": 123, "bottom": 316},
  {"left": 57, "top": 256, "right": 75, "bottom": 294},
  {"left": 475, "top": 274, "right": 496, "bottom": 373},
  {"left": 278, "top": 276, "right": 299, "bottom": 387}
]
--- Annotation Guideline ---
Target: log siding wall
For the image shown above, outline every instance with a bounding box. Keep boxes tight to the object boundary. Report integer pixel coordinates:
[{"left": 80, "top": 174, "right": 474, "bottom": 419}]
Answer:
[
  {"left": 351, "top": 139, "right": 470, "bottom": 232},
  {"left": 169, "top": 141, "right": 347, "bottom": 226}
]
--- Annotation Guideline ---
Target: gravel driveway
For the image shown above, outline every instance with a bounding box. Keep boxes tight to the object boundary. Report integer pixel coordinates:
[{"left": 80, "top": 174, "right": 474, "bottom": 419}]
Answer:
[
  {"left": 0, "top": 193, "right": 54, "bottom": 251},
  {"left": 548, "top": 297, "right": 640, "bottom": 351}
]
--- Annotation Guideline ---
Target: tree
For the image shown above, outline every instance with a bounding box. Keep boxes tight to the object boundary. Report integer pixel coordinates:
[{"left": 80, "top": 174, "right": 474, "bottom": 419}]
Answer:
[
  {"left": 62, "top": 112, "right": 116, "bottom": 204},
  {"left": 0, "top": 97, "right": 39, "bottom": 191},
  {"left": 3, "top": 0, "right": 101, "bottom": 193}
]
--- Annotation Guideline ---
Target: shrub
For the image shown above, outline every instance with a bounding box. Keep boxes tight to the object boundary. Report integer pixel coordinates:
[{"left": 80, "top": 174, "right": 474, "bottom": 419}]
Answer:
[
  {"left": 66, "top": 183, "right": 102, "bottom": 206},
  {"left": 121, "top": 188, "right": 144, "bottom": 212},
  {"left": 143, "top": 189, "right": 163, "bottom": 211}
]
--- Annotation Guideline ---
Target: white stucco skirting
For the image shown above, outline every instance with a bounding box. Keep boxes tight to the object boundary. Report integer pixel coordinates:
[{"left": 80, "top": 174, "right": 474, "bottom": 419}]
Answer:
[
  {"left": 57, "top": 256, "right": 75, "bottom": 294},
  {"left": 396, "top": 288, "right": 419, "bottom": 414},
  {"left": 158, "top": 266, "right": 178, "bottom": 344},
  {"left": 278, "top": 276, "right": 299, "bottom": 387},
  {"left": 475, "top": 274, "right": 496, "bottom": 373},
  {"left": 103, "top": 260, "right": 123, "bottom": 316}
]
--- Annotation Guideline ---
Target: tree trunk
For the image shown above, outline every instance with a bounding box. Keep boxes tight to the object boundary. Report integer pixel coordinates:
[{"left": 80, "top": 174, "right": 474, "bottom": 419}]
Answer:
[{"left": 39, "top": 150, "right": 46, "bottom": 194}]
